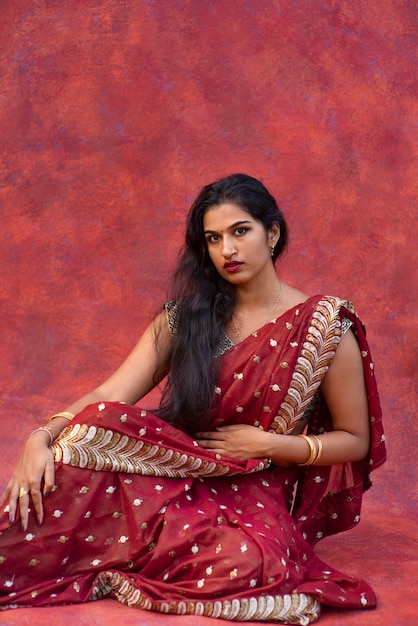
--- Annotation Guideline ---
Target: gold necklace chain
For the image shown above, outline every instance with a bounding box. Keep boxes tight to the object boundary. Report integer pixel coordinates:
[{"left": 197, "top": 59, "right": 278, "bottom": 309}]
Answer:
[{"left": 231, "top": 281, "right": 283, "bottom": 343}]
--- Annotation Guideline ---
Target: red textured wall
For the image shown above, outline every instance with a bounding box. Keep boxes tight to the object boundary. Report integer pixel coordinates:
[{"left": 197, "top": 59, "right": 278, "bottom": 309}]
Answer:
[{"left": 0, "top": 1, "right": 416, "bottom": 623}]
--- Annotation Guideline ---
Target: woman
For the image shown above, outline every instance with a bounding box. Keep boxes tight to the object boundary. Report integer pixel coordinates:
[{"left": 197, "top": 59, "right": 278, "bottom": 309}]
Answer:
[{"left": 0, "top": 174, "right": 385, "bottom": 624}]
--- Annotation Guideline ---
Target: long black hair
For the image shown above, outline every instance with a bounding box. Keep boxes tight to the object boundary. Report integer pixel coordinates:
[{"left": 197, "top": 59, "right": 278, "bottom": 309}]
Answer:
[{"left": 156, "top": 173, "right": 288, "bottom": 433}]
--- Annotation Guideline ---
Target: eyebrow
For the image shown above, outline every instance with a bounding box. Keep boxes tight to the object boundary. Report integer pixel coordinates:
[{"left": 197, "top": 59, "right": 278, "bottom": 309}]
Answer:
[{"left": 204, "top": 220, "right": 252, "bottom": 235}]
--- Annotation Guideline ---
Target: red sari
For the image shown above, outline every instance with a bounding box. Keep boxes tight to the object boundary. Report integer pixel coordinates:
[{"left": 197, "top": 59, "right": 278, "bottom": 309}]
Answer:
[{"left": 0, "top": 296, "right": 386, "bottom": 624}]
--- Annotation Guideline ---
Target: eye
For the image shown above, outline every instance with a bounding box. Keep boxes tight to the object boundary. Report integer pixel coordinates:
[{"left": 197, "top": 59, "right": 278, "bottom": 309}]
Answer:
[
  {"left": 235, "top": 227, "right": 249, "bottom": 236},
  {"left": 206, "top": 234, "right": 220, "bottom": 244}
]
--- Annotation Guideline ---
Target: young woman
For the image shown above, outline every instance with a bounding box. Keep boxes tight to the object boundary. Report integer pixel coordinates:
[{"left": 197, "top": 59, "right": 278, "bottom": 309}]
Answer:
[{"left": 0, "top": 174, "right": 385, "bottom": 624}]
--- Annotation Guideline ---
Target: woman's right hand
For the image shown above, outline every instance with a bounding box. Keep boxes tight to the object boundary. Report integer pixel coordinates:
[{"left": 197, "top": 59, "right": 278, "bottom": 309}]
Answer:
[{"left": 0, "top": 431, "right": 55, "bottom": 531}]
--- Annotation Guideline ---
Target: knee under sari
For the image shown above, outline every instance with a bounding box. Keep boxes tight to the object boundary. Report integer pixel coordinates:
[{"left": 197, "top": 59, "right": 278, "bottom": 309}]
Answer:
[{"left": 0, "top": 295, "right": 386, "bottom": 624}]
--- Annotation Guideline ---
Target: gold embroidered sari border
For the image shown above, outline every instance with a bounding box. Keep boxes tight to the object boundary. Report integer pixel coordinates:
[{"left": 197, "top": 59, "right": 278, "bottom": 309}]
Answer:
[
  {"left": 270, "top": 296, "right": 348, "bottom": 435},
  {"left": 52, "top": 423, "right": 267, "bottom": 477},
  {"left": 92, "top": 570, "right": 321, "bottom": 623}
]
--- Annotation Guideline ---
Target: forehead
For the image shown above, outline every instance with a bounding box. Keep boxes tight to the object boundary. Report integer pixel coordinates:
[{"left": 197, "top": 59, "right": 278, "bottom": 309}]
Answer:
[{"left": 203, "top": 203, "right": 253, "bottom": 231}]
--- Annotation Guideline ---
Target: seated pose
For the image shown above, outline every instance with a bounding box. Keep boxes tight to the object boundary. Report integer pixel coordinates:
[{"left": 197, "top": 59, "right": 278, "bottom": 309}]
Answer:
[{"left": 0, "top": 174, "right": 386, "bottom": 624}]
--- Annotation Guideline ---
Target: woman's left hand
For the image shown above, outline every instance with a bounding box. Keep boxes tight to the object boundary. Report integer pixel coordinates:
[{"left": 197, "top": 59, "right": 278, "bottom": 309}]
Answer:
[{"left": 195, "top": 424, "right": 270, "bottom": 460}]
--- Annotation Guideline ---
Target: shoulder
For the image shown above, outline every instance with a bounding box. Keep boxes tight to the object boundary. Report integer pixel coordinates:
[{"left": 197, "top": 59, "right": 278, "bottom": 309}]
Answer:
[
  {"left": 296, "top": 293, "right": 358, "bottom": 319},
  {"left": 306, "top": 296, "right": 368, "bottom": 346},
  {"left": 280, "top": 286, "right": 356, "bottom": 317},
  {"left": 286, "top": 291, "right": 364, "bottom": 341},
  {"left": 276, "top": 284, "right": 309, "bottom": 319}
]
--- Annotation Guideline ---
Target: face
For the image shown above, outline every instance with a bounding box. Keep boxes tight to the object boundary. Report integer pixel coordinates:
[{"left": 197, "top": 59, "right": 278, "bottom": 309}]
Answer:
[{"left": 203, "top": 203, "right": 279, "bottom": 285}]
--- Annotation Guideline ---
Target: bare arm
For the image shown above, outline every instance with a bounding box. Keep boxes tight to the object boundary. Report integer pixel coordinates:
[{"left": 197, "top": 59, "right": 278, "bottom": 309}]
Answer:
[
  {"left": 2, "top": 311, "right": 172, "bottom": 530},
  {"left": 66, "top": 311, "right": 171, "bottom": 414},
  {"left": 197, "top": 329, "right": 371, "bottom": 465}
]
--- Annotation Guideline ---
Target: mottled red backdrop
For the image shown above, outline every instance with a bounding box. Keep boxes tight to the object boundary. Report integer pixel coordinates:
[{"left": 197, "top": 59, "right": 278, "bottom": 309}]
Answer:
[{"left": 0, "top": 1, "right": 416, "bottom": 625}]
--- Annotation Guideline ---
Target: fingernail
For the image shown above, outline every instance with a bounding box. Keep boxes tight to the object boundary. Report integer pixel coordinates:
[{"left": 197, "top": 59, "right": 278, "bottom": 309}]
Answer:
[{"left": 9, "top": 514, "right": 14, "bottom": 524}]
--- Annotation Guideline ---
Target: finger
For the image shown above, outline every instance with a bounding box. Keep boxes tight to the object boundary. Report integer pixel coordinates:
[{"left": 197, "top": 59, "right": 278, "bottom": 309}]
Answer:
[
  {"left": 30, "top": 489, "right": 44, "bottom": 525},
  {"left": 7, "top": 483, "right": 21, "bottom": 524},
  {"left": 195, "top": 431, "right": 225, "bottom": 440},
  {"left": 207, "top": 448, "right": 240, "bottom": 459},
  {"left": 197, "top": 442, "right": 225, "bottom": 454},
  {"left": 43, "top": 452, "right": 55, "bottom": 495},
  {"left": 0, "top": 479, "right": 14, "bottom": 506},
  {"left": 196, "top": 438, "right": 224, "bottom": 449},
  {"left": 18, "top": 487, "right": 30, "bottom": 532}
]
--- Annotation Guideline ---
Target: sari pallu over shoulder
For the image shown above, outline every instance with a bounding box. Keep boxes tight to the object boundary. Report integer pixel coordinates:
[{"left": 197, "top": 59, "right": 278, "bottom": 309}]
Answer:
[
  {"left": 207, "top": 295, "right": 386, "bottom": 543},
  {"left": 292, "top": 301, "right": 386, "bottom": 544},
  {"left": 209, "top": 295, "right": 345, "bottom": 434}
]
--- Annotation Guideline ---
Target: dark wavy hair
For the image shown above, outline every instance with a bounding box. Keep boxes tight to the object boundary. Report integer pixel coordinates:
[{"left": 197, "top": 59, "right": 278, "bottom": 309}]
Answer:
[{"left": 156, "top": 173, "right": 288, "bottom": 433}]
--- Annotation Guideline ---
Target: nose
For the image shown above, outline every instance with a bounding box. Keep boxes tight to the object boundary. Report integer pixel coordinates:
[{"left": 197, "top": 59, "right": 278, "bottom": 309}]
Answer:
[{"left": 221, "top": 236, "right": 236, "bottom": 259}]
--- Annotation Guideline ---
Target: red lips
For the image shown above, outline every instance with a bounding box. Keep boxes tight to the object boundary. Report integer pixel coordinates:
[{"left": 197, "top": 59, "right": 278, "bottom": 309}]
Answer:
[{"left": 224, "top": 261, "right": 243, "bottom": 272}]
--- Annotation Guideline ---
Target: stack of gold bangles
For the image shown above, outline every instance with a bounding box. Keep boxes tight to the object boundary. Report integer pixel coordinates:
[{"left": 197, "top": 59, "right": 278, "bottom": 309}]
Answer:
[
  {"left": 29, "top": 411, "right": 75, "bottom": 447},
  {"left": 297, "top": 434, "right": 323, "bottom": 466}
]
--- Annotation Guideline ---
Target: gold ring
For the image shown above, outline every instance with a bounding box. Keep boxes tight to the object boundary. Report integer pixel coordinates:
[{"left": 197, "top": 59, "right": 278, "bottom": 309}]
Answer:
[{"left": 19, "top": 487, "right": 29, "bottom": 498}]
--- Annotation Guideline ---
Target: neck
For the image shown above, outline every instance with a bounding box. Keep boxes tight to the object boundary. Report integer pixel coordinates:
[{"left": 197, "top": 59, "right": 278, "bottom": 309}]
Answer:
[
  {"left": 231, "top": 276, "right": 284, "bottom": 343},
  {"left": 234, "top": 274, "right": 282, "bottom": 312}
]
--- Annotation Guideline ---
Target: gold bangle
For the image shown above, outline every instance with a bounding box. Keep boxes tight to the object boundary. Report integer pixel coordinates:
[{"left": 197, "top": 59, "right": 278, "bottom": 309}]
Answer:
[
  {"left": 297, "top": 434, "right": 318, "bottom": 466},
  {"left": 48, "top": 411, "right": 75, "bottom": 423},
  {"left": 310, "top": 434, "right": 323, "bottom": 464}
]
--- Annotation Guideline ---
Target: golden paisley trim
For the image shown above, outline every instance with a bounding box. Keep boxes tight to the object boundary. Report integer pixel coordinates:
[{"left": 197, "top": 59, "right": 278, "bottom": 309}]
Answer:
[
  {"left": 52, "top": 424, "right": 267, "bottom": 477},
  {"left": 271, "top": 296, "right": 349, "bottom": 434},
  {"left": 91, "top": 570, "right": 321, "bottom": 623}
]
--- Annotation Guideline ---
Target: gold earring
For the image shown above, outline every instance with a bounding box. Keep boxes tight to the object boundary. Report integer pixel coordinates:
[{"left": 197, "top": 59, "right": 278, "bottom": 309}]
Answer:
[{"left": 270, "top": 244, "right": 275, "bottom": 257}]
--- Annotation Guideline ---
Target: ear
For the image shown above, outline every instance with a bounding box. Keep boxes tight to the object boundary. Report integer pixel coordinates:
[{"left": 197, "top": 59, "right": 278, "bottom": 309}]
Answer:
[{"left": 268, "top": 222, "right": 280, "bottom": 247}]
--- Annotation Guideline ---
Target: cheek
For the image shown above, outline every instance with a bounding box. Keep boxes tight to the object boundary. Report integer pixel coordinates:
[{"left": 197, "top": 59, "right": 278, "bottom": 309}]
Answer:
[{"left": 207, "top": 248, "right": 220, "bottom": 266}]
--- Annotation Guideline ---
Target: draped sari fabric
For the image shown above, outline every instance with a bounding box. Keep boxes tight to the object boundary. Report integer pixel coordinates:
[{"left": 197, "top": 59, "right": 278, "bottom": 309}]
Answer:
[{"left": 0, "top": 296, "right": 386, "bottom": 624}]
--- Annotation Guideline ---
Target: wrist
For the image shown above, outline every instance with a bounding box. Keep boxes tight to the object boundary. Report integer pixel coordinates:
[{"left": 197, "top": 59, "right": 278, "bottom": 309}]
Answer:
[
  {"left": 264, "top": 432, "right": 297, "bottom": 468},
  {"left": 29, "top": 426, "right": 54, "bottom": 447},
  {"left": 264, "top": 431, "right": 280, "bottom": 460}
]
